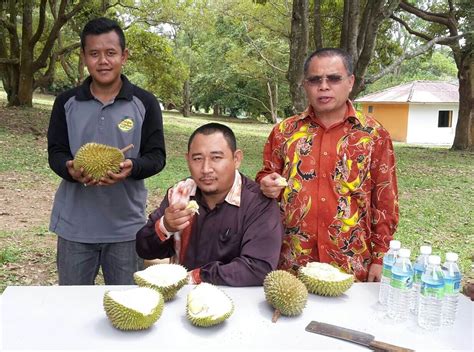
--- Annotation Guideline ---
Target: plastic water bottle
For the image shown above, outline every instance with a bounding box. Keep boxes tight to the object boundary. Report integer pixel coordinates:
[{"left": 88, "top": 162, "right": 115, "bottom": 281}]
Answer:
[
  {"left": 387, "top": 248, "right": 413, "bottom": 322},
  {"left": 418, "top": 255, "right": 444, "bottom": 330},
  {"left": 411, "top": 245, "right": 432, "bottom": 314},
  {"left": 442, "top": 252, "right": 462, "bottom": 325},
  {"left": 379, "top": 240, "right": 401, "bottom": 306}
]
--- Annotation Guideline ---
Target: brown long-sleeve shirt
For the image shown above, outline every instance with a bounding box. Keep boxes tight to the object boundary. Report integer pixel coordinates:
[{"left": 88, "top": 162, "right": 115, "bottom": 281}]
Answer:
[{"left": 136, "top": 173, "right": 283, "bottom": 286}]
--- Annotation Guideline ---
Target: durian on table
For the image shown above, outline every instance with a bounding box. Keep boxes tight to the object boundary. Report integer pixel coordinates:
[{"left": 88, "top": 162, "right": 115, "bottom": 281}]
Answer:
[
  {"left": 263, "top": 270, "right": 308, "bottom": 323},
  {"left": 186, "top": 283, "right": 234, "bottom": 327},
  {"left": 103, "top": 287, "right": 164, "bottom": 330},
  {"left": 134, "top": 263, "right": 188, "bottom": 301},
  {"left": 73, "top": 142, "right": 133, "bottom": 180},
  {"left": 298, "top": 262, "right": 354, "bottom": 296}
]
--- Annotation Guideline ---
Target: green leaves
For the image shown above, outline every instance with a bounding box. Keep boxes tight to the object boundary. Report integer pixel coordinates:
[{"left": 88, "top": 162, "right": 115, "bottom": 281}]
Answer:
[{"left": 125, "top": 26, "right": 188, "bottom": 106}]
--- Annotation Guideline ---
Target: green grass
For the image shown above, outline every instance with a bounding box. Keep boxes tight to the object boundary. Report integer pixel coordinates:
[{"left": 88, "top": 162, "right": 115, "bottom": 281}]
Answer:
[{"left": 0, "top": 98, "right": 473, "bottom": 291}]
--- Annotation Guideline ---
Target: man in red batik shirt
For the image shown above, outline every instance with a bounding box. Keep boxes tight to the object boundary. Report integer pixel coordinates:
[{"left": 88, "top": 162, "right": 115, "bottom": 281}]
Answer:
[{"left": 256, "top": 48, "right": 399, "bottom": 282}]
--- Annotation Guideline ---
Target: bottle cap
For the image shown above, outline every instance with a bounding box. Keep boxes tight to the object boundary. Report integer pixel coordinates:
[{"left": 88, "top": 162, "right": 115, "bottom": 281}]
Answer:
[
  {"left": 398, "top": 248, "right": 410, "bottom": 258},
  {"left": 445, "top": 252, "right": 458, "bottom": 262},
  {"left": 420, "top": 245, "right": 432, "bottom": 255},
  {"left": 428, "top": 255, "right": 441, "bottom": 265},
  {"left": 389, "top": 240, "right": 401, "bottom": 250}
]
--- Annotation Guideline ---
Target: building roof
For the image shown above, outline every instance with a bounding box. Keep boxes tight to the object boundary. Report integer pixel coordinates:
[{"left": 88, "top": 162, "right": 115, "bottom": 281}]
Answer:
[{"left": 355, "top": 80, "right": 459, "bottom": 103}]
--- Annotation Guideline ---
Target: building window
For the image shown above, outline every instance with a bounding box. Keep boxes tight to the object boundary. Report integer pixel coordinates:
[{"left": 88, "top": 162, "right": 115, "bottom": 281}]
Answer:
[
  {"left": 438, "top": 110, "right": 452, "bottom": 128},
  {"left": 368, "top": 105, "right": 374, "bottom": 113}
]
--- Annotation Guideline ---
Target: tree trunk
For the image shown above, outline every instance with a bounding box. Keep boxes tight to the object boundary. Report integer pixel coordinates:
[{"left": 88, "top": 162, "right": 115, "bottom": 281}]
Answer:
[
  {"left": 267, "top": 80, "right": 278, "bottom": 123},
  {"left": 17, "top": 0, "right": 34, "bottom": 106},
  {"left": 182, "top": 79, "right": 191, "bottom": 117},
  {"left": 452, "top": 51, "right": 473, "bottom": 150},
  {"left": 287, "top": 0, "right": 309, "bottom": 114},
  {"left": 213, "top": 104, "right": 220, "bottom": 116},
  {"left": 313, "top": 0, "right": 323, "bottom": 50},
  {"left": 0, "top": 0, "right": 89, "bottom": 106}
]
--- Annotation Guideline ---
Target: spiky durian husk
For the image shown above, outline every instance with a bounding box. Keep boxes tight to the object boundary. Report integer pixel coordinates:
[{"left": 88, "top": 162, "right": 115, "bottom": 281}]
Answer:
[
  {"left": 298, "top": 262, "right": 354, "bottom": 297},
  {"left": 73, "top": 142, "right": 124, "bottom": 180},
  {"left": 263, "top": 270, "right": 308, "bottom": 316},
  {"left": 186, "top": 283, "right": 234, "bottom": 327},
  {"left": 103, "top": 287, "right": 164, "bottom": 330},
  {"left": 134, "top": 263, "right": 188, "bottom": 301}
]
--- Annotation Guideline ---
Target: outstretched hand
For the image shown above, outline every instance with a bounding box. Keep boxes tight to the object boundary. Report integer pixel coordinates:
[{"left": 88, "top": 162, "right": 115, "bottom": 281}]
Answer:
[
  {"left": 260, "top": 172, "right": 286, "bottom": 199},
  {"left": 163, "top": 202, "right": 194, "bottom": 233}
]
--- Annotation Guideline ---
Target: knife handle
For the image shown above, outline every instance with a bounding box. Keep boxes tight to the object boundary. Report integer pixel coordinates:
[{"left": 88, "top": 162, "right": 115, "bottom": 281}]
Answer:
[{"left": 369, "top": 339, "right": 414, "bottom": 352}]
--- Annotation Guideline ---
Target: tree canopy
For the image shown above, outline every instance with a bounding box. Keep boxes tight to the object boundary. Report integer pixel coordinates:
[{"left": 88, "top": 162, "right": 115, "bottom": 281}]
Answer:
[{"left": 0, "top": 0, "right": 471, "bottom": 148}]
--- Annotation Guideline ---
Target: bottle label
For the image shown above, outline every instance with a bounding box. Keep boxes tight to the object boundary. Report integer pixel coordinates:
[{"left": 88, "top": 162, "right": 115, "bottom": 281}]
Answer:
[
  {"left": 414, "top": 268, "right": 424, "bottom": 283},
  {"left": 421, "top": 283, "right": 444, "bottom": 299},
  {"left": 444, "top": 277, "right": 461, "bottom": 295},
  {"left": 390, "top": 273, "right": 413, "bottom": 290},
  {"left": 382, "top": 263, "right": 392, "bottom": 278}
]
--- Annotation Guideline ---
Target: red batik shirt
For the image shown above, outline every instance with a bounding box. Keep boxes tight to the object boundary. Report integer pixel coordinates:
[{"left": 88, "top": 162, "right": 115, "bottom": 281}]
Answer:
[{"left": 256, "top": 101, "right": 399, "bottom": 281}]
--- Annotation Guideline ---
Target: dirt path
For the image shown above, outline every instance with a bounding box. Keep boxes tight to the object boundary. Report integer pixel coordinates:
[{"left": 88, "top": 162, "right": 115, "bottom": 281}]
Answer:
[{"left": 0, "top": 171, "right": 56, "bottom": 232}]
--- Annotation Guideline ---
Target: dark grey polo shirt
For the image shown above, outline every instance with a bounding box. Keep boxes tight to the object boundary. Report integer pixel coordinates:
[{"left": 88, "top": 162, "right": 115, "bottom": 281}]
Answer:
[{"left": 47, "top": 75, "right": 166, "bottom": 243}]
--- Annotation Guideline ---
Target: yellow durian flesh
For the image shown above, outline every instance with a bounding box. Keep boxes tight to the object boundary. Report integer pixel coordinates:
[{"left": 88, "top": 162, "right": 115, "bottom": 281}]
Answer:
[
  {"left": 185, "top": 200, "right": 200, "bottom": 214},
  {"left": 263, "top": 270, "right": 308, "bottom": 319},
  {"left": 277, "top": 177, "right": 288, "bottom": 187},
  {"left": 73, "top": 143, "right": 124, "bottom": 180},
  {"left": 134, "top": 263, "right": 188, "bottom": 301},
  {"left": 298, "top": 262, "right": 354, "bottom": 296},
  {"left": 186, "top": 283, "right": 234, "bottom": 327},
  {"left": 103, "top": 287, "right": 164, "bottom": 330}
]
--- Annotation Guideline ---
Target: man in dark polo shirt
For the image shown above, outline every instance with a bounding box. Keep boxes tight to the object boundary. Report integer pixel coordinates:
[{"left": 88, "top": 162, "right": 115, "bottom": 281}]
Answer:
[
  {"left": 136, "top": 123, "right": 283, "bottom": 286},
  {"left": 47, "top": 18, "right": 166, "bottom": 285}
]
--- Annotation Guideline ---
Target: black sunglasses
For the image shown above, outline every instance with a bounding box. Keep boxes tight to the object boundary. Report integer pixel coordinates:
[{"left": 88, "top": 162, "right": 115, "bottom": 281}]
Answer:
[{"left": 305, "top": 75, "right": 349, "bottom": 86}]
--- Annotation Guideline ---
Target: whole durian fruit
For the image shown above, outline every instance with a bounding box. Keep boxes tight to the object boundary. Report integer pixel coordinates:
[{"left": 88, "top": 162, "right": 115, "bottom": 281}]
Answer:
[
  {"left": 134, "top": 263, "right": 188, "bottom": 301},
  {"left": 73, "top": 143, "right": 133, "bottom": 180},
  {"left": 263, "top": 270, "right": 308, "bottom": 322},
  {"left": 298, "top": 262, "right": 354, "bottom": 296},
  {"left": 103, "top": 287, "right": 164, "bottom": 330},
  {"left": 186, "top": 283, "right": 234, "bottom": 327}
]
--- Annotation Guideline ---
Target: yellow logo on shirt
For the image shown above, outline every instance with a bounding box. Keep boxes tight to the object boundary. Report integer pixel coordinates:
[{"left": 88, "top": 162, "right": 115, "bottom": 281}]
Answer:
[{"left": 118, "top": 118, "right": 134, "bottom": 132}]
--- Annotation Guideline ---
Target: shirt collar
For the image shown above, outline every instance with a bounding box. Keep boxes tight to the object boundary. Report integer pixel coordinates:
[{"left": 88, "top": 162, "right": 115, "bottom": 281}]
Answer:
[
  {"left": 76, "top": 74, "right": 134, "bottom": 101},
  {"left": 295, "top": 100, "right": 362, "bottom": 126},
  {"left": 189, "top": 170, "right": 242, "bottom": 207},
  {"left": 224, "top": 170, "right": 242, "bottom": 207}
]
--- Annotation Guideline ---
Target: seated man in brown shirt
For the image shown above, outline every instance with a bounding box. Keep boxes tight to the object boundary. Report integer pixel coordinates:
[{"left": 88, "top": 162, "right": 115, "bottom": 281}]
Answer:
[{"left": 136, "top": 123, "right": 283, "bottom": 286}]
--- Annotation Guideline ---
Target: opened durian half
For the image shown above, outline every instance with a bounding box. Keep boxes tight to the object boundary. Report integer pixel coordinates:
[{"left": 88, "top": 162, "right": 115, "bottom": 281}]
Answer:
[
  {"left": 263, "top": 270, "right": 308, "bottom": 322},
  {"left": 134, "top": 263, "right": 188, "bottom": 301},
  {"left": 186, "top": 283, "right": 234, "bottom": 327},
  {"left": 298, "top": 262, "right": 354, "bottom": 296},
  {"left": 103, "top": 287, "right": 164, "bottom": 330},
  {"left": 73, "top": 142, "right": 133, "bottom": 180}
]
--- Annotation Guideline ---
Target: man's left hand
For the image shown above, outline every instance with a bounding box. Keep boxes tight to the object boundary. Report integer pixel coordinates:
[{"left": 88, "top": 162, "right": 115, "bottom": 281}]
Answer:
[
  {"left": 98, "top": 159, "right": 133, "bottom": 186},
  {"left": 367, "top": 263, "right": 382, "bottom": 282}
]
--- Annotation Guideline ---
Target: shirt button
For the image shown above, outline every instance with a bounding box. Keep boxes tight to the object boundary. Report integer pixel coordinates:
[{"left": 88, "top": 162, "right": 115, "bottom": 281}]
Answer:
[
  {"left": 101, "top": 116, "right": 105, "bottom": 120},
  {"left": 322, "top": 173, "right": 326, "bottom": 178},
  {"left": 323, "top": 152, "right": 328, "bottom": 156},
  {"left": 321, "top": 197, "right": 326, "bottom": 202}
]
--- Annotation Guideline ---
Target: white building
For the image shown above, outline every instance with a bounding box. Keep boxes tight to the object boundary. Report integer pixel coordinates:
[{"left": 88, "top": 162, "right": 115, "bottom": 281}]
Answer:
[{"left": 355, "top": 81, "right": 459, "bottom": 145}]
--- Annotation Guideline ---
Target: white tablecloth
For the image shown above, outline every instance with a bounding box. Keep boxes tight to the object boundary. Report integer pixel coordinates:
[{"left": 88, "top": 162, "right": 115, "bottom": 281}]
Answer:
[{"left": 1, "top": 283, "right": 472, "bottom": 351}]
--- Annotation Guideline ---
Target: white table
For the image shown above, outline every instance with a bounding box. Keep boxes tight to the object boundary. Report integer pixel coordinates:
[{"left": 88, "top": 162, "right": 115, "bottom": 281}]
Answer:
[{"left": 1, "top": 283, "right": 472, "bottom": 351}]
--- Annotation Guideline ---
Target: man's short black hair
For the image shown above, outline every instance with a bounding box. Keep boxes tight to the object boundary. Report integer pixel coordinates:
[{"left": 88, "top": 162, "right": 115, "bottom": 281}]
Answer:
[
  {"left": 303, "top": 48, "right": 354, "bottom": 77},
  {"left": 80, "top": 17, "right": 126, "bottom": 51},
  {"left": 188, "top": 123, "right": 237, "bottom": 153}
]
